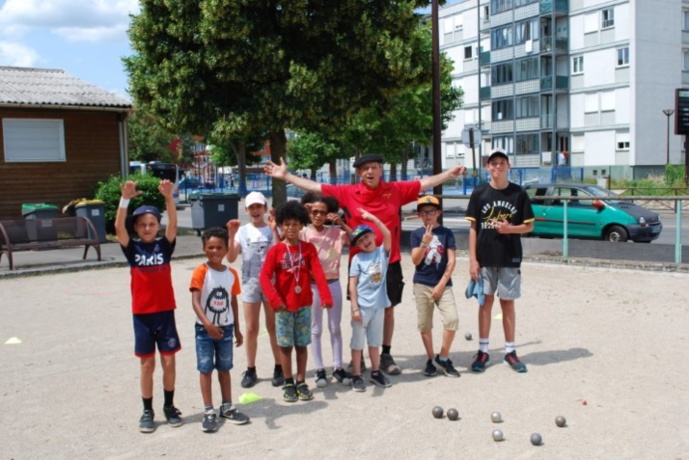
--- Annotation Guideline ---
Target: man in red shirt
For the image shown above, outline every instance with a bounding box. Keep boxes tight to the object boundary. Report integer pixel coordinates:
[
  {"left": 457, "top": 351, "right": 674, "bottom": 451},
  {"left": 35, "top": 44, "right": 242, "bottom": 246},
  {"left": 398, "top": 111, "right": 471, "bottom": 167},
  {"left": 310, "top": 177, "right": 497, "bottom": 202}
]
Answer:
[{"left": 265, "top": 155, "right": 466, "bottom": 375}]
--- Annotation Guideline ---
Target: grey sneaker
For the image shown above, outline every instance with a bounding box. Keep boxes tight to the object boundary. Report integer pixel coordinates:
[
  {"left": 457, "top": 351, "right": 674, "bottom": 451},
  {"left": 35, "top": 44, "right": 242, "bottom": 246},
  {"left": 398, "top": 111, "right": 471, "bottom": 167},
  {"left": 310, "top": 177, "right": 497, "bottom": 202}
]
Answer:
[
  {"left": 332, "top": 367, "right": 351, "bottom": 386},
  {"left": 241, "top": 368, "right": 258, "bottom": 388},
  {"left": 272, "top": 365, "right": 285, "bottom": 387},
  {"left": 202, "top": 410, "right": 218, "bottom": 433},
  {"left": 220, "top": 404, "right": 250, "bottom": 425},
  {"left": 369, "top": 371, "right": 392, "bottom": 388},
  {"left": 139, "top": 409, "right": 155, "bottom": 433},
  {"left": 380, "top": 353, "right": 401, "bottom": 375},
  {"left": 315, "top": 368, "right": 328, "bottom": 388},
  {"left": 297, "top": 382, "right": 314, "bottom": 401},
  {"left": 504, "top": 351, "right": 528, "bottom": 373},
  {"left": 434, "top": 355, "right": 460, "bottom": 378},
  {"left": 351, "top": 375, "right": 366, "bottom": 392},
  {"left": 423, "top": 359, "right": 438, "bottom": 377},
  {"left": 283, "top": 383, "right": 298, "bottom": 403},
  {"left": 163, "top": 405, "right": 183, "bottom": 427}
]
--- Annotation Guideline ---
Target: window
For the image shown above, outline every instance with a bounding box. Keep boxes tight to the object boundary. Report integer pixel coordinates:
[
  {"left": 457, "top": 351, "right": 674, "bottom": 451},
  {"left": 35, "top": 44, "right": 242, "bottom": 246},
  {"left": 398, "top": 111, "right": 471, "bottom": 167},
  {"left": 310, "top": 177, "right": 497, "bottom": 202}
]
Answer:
[
  {"left": 492, "top": 99, "right": 514, "bottom": 120},
  {"left": 617, "top": 47, "right": 629, "bottom": 67},
  {"left": 464, "top": 46, "right": 473, "bottom": 60},
  {"left": 684, "top": 10, "right": 689, "bottom": 31},
  {"left": 491, "top": 63, "right": 513, "bottom": 85},
  {"left": 617, "top": 141, "right": 630, "bottom": 150},
  {"left": 572, "top": 56, "right": 584, "bottom": 74},
  {"left": 2, "top": 119, "right": 66, "bottom": 162},
  {"left": 483, "top": 5, "right": 490, "bottom": 20},
  {"left": 516, "top": 133, "right": 539, "bottom": 156},
  {"left": 514, "top": 19, "right": 539, "bottom": 44},
  {"left": 601, "top": 8, "right": 614, "bottom": 28},
  {"left": 491, "top": 0, "right": 513, "bottom": 14},
  {"left": 515, "top": 96, "right": 539, "bottom": 118},
  {"left": 684, "top": 50, "right": 689, "bottom": 71},
  {"left": 491, "top": 25, "right": 513, "bottom": 49},
  {"left": 515, "top": 57, "right": 539, "bottom": 82}
]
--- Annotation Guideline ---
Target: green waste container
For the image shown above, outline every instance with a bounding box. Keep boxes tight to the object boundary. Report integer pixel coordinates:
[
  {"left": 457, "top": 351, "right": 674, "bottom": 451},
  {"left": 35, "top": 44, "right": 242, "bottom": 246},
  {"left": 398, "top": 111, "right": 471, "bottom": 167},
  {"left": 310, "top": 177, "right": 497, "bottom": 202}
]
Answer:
[
  {"left": 190, "top": 193, "right": 239, "bottom": 233},
  {"left": 75, "top": 199, "right": 107, "bottom": 243},
  {"left": 22, "top": 203, "right": 59, "bottom": 241}
]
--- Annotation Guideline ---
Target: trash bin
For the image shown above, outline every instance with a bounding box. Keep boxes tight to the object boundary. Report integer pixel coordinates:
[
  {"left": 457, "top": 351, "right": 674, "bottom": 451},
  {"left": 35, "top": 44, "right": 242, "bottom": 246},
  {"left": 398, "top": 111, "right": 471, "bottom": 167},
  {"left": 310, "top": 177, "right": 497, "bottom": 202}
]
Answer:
[
  {"left": 75, "top": 199, "right": 107, "bottom": 243},
  {"left": 596, "top": 176, "right": 610, "bottom": 189},
  {"left": 22, "top": 203, "right": 59, "bottom": 241},
  {"left": 190, "top": 193, "right": 239, "bottom": 233}
]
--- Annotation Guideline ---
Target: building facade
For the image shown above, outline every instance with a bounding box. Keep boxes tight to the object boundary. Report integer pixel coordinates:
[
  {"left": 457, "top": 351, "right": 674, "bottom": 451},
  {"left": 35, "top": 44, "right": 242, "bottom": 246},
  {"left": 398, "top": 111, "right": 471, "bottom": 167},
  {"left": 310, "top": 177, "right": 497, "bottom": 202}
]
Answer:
[{"left": 439, "top": 0, "right": 687, "bottom": 179}]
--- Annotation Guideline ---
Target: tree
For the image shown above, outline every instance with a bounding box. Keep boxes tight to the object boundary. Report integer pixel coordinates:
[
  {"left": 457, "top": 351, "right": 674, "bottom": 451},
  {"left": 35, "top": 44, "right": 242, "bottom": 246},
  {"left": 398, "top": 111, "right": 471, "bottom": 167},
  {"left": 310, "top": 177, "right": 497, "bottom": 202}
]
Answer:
[
  {"left": 125, "top": 0, "right": 434, "bottom": 204},
  {"left": 127, "top": 107, "right": 177, "bottom": 163}
]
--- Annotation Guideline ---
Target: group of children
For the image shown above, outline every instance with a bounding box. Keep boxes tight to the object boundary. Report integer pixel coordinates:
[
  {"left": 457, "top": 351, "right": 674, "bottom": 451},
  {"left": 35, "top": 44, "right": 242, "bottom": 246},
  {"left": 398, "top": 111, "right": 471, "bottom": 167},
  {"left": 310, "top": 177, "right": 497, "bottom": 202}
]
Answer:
[{"left": 117, "top": 148, "right": 534, "bottom": 434}]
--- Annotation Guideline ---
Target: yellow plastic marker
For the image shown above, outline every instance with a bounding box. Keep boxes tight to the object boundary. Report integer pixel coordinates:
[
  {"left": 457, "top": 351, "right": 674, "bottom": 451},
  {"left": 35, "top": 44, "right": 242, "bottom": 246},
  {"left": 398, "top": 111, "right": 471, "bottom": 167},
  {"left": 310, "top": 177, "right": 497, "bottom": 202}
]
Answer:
[
  {"left": 5, "top": 337, "right": 22, "bottom": 345},
  {"left": 238, "top": 392, "right": 262, "bottom": 405}
]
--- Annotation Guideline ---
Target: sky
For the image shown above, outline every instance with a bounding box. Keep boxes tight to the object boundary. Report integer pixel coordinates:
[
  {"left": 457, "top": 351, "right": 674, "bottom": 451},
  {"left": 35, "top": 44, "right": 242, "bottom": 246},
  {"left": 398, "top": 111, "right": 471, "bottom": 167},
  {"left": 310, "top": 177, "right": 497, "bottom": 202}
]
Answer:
[
  {"left": 0, "top": 0, "right": 139, "bottom": 101},
  {"left": 0, "top": 0, "right": 466, "bottom": 104}
]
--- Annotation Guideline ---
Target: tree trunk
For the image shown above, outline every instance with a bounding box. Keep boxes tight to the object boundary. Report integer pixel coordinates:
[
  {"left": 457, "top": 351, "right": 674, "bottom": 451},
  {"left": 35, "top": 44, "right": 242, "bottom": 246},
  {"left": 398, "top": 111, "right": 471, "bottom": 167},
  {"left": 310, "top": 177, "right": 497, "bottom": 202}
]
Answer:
[
  {"left": 389, "top": 162, "right": 397, "bottom": 182},
  {"left": 232, "top": 141, "right": 248, "bottom": 197},
  {"left": 270, "top": 129, "right": 288, "bottom": 206},
  {"left": 401, "top": 145, "right": 410, "bottom": 181}
]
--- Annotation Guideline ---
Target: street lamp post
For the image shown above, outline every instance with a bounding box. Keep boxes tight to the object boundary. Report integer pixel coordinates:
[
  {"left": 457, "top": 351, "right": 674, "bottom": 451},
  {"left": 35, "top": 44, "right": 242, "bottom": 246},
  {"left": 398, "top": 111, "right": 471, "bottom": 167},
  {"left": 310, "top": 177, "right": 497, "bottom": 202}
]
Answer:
[{"left": 663, "top": 109, "right": 674, "bottom": 165}]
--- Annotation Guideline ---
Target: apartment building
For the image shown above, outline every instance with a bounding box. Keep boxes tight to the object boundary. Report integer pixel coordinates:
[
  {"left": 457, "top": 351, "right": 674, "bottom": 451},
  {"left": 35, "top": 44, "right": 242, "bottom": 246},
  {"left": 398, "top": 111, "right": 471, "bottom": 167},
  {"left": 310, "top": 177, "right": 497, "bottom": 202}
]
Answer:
[{"left": 439, "top": 0, "right": 686, "bottom": 178}]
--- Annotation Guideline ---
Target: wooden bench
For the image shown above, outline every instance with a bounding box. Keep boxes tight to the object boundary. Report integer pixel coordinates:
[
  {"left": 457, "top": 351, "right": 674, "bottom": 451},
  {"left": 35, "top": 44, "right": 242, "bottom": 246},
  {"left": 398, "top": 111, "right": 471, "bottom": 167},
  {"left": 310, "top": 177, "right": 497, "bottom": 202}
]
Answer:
[{"left": 0, "top": 216, "right": 102, "bottom": 270}]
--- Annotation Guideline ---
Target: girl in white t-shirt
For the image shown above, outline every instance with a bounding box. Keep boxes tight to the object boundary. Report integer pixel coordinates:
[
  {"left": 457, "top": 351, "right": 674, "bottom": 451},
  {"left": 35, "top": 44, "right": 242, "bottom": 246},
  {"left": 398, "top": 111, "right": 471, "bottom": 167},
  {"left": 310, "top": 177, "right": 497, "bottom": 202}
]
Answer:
[{"left": 300, "top": 193, "right": 352, "bottom": 387}]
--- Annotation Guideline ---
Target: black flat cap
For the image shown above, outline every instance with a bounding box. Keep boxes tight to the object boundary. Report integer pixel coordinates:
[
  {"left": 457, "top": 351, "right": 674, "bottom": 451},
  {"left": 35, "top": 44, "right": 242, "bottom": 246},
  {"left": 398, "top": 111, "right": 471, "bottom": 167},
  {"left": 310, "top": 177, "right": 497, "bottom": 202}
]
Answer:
[{"left": 353, "top": 154, "right": 385, "bottom": 168}]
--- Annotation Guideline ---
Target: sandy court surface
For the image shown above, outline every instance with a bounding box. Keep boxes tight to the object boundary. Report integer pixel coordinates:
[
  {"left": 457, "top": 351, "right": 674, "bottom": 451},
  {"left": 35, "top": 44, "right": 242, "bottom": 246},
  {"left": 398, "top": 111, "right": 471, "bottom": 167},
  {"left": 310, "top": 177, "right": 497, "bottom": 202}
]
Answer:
[{"left": 1, "top": 256, "right": 688, "bottom": 459}]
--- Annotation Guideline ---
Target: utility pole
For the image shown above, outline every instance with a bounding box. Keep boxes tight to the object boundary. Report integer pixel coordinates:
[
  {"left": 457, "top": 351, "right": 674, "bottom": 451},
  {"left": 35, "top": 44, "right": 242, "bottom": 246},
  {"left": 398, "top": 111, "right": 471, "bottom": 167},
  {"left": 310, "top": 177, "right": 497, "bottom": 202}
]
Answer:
[{"left": 663, "top": 109, "right": 674, "bottom": 165}]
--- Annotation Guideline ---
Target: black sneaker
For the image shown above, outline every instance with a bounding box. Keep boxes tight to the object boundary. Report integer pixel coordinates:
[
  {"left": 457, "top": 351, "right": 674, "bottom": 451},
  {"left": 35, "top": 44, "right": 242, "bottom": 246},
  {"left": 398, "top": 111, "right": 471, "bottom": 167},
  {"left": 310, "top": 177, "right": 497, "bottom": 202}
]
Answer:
[
  {"left": 332, "top": 367, "right": 351, "bottom": 386},
  {"left": 283, "top": 383, "right": 298, "bottom": 403},
  {"left": 241, "top": 368, "right": 258, "bottom": 388},
  {"left": 423, "top": 359, "right": 438, "bottom": 377},
  {"left": 297, "top": 382, "right": 314, "bottom": 401},
  {"left": 504, "top": 351, "right": 527, "bottom": 373},
  {"left": 220, "top": 404, "right": 250, "bottom": 425},
  {"left": 351, "top": 375, "right": 366, "bottom": 392},
  {"left": 471, "top": 350, "right": 490, "bottom": 372},
  {"left": 314, "top": 368, "right": 328, "bottom": 388},
  {"left": 139, "top": 409, "right": 155, "bottom": 433},
  {"left": 202, "top": 410, "right": 218, "bottom": 433},
  {"left": 272, "top": 365, "right": 285, "bottom": 387},
  {"left": 434, "top": 355, "right": 460, "bottom": 378},
  {"left": 163, "top": 405, "right": 183, "bottom": 427},
  {"left": 369, "top": 371, "right": 392, "bottom": 388},
  {"left": 380, "top": 353, "right": 401, "bottom": 375}
]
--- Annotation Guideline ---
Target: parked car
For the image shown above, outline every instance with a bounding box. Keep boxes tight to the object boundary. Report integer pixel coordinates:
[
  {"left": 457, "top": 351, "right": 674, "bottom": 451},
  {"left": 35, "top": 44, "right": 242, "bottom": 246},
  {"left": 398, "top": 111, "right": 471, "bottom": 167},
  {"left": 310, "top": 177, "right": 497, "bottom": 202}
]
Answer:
[{"left": 523, "top": 183, "right": 662, "bottom": 243}]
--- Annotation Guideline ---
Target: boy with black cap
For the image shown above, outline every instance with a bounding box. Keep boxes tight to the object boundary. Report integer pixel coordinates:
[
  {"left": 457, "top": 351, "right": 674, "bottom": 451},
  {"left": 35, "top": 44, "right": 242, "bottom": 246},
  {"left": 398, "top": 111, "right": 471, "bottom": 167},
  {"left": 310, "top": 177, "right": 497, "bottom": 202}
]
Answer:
[
  {"left": 265, "top": 154, "right": 467, "bottom": 376},
  {"left": 410, "top": 195, "right": 460, "bottom": 378},
  {"left": 115, "top": 179, "right": 183, "bottom": 433},
  {"left": 465, "top": 149, "right": 534, "bottom": 373}
]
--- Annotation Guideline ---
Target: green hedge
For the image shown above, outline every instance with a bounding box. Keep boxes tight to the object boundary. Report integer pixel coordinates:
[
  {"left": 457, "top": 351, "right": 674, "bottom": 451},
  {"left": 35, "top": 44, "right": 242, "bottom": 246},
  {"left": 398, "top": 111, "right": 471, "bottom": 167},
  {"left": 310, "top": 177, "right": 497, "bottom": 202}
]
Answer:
[{"left": 95, "top": 173, "right": 166, "bottom": 233}]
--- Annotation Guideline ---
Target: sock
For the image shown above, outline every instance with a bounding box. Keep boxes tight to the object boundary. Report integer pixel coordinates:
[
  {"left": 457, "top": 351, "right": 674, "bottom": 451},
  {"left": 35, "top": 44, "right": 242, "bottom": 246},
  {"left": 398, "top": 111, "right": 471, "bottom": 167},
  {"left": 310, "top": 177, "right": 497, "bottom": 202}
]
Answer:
[
  {"left": 164, "top": 389, "right": 174, "bottom": 407},
  {"left": 247, "top": 366, "right": 256, "bottom": 373},
  {"left": 142, "top": 397, "right": 153, "bottom": 412},
  {"left": 221, "top": 400, "right": 232, "bottom": 411},
  {"left": 479, "top": 339, "right": 489, "bottom": 353},
  {"left": 505, "top": 342, "right": 515, "bottom": 354},
  {"left": 285, "top": 377, "right": 295, "bottom": 386},
  {"left": 382, "top": 345, "right": 391, "bottom": 355},
  {"left": 274, "top": 364, "right": 282, "bottom": 372},
  {"left": 438, "top": 355, "right": 449, "bottom": 362},
  {"left": 296, "top": 380, "right": 305, "bottom": 386},
  {"left": 204, "top": 404, "right": 214, "bottom": 412}
]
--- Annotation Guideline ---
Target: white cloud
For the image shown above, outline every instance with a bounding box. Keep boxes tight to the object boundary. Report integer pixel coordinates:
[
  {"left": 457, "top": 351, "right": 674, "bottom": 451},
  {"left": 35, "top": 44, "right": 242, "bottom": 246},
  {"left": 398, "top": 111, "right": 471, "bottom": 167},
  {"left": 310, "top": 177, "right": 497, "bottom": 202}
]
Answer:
[
  {"left": 0, "top": 41, "right": 42, "bottom": 67},
  {"left": 0, "top": 0, "right": 139, "bottom": 42}
]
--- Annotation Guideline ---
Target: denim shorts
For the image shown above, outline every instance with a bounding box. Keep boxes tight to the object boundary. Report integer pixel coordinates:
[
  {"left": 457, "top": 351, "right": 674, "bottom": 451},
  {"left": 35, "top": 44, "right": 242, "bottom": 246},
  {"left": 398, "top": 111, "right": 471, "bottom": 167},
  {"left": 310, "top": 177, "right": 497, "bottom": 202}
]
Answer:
[
  {"left": 195, "top": 323, "right": 234, "bottom": 374},
  {"left": 275, "top": 307, "right": 311, "bottom": 348},
  {"left": 242, "top": 277, "right": 267, "bottom": 303},
  {"left": 133, "top": 310, "right": 181, "bottom": 358}
]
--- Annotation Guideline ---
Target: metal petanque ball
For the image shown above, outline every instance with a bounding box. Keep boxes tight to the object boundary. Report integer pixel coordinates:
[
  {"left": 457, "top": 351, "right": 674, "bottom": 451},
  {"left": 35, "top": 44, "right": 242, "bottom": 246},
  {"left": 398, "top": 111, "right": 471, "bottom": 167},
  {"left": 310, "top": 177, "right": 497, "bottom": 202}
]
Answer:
[
  {"left": 464, "top": 332, "right": 472, "bottom": 341},
  {"left": 491, "top": 411, "right": 503, "bottom": 423},
  {"left": 446, "top": 408, "right": 459, "bottom": 421},
  {"left": 492, "top": 429, "right": 504, "bottom": 442},
  {"left": 432, "top": 406, "right": 444, "bottom": 419},
  {"left": 530, "top": 433, "right": 543, "bottom": 446},
  {"left": 555, "top": 415, "right": 567, "bottom": 427}
]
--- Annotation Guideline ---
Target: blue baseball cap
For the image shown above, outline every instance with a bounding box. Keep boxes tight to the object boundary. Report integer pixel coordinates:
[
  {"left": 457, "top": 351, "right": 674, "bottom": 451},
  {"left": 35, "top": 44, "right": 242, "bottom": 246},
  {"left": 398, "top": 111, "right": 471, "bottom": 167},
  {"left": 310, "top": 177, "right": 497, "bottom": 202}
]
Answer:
[
  {"left": 350, "top": 224, "right": 374, "bottom": 246},
  {"left": 132, "top": 205, "right": 161, "bottom": 222}
]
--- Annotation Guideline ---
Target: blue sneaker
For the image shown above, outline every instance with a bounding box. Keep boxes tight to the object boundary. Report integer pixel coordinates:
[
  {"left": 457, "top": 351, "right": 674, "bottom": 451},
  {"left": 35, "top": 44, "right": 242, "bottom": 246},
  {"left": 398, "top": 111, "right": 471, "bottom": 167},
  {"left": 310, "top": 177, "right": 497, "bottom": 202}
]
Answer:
[
  {"left": 471, "top": 350, "right": 490, "bottom": 372},
  {"left": 504, "top": 351, "right": 527, "bottom": 373}
]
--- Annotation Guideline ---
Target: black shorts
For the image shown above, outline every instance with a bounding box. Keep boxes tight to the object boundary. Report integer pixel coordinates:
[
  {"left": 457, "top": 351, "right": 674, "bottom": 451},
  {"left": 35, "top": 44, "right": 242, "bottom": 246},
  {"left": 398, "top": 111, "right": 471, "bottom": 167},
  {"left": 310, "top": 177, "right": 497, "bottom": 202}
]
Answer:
[{"left": 346, "top": 260, "right": 405, "bottom": 307}]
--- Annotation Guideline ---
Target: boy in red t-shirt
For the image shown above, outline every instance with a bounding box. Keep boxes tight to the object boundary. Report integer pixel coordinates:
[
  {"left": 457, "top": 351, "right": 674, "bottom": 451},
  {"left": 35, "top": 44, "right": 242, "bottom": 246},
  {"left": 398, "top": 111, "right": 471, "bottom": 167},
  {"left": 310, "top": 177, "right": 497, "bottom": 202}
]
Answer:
[{"left": 259, "top": 201, "right": 333, "bottom": 403}]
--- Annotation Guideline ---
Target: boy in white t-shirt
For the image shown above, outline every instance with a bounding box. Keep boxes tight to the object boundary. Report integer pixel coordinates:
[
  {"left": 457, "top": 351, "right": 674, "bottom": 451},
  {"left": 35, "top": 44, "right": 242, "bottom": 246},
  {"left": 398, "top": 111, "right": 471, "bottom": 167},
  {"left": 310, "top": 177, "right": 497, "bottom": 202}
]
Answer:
[{"left": 226, "top": 192, "right": 283, "bottom": 388}]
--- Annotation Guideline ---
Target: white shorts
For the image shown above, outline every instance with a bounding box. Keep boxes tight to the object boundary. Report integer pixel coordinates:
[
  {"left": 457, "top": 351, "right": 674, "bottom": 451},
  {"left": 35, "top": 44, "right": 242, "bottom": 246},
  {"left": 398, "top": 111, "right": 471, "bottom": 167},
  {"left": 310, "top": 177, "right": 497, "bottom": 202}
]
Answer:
[{"left": 350, "top": 307, "right": 384, "bottom": 350}]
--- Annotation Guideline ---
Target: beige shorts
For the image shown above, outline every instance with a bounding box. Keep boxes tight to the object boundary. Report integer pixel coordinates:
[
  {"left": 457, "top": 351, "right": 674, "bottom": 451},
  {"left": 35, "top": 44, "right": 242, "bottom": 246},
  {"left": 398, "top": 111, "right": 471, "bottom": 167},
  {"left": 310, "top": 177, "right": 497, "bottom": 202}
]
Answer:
[{"left": 413, "top": 283, "right": 458, "bottom": 332}]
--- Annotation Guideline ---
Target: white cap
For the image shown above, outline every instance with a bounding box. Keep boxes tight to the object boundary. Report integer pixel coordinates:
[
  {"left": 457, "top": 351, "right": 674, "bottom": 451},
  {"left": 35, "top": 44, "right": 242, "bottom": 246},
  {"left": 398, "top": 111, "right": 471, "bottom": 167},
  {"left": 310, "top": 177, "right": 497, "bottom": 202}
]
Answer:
[{"left": 245, "top": 191, "right": 267, "bottom": 208}]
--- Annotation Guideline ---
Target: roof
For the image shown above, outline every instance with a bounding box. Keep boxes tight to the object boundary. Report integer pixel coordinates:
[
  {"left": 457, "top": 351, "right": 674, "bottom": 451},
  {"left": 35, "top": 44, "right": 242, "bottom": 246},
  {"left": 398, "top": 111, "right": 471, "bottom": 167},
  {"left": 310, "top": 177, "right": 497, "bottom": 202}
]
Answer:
[{"left": 0, "top": 66, "right": 131, "bottom": 110}]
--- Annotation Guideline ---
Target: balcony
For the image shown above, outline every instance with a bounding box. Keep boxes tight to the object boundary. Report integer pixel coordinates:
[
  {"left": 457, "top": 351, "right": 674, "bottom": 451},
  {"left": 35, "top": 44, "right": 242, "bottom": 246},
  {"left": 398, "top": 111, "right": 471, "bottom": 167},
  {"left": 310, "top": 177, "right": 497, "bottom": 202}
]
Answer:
[
  {"left": 480, "top": 51, "right": 491, "bottom": 66},
  {"left": 479, "top": 86, "right": 491, "bottom": 100},
  {"left": 540, "top": 75, "right": 569, "bottom": 91},
  {"left": 540, "top": 0, "right": 568, "bottom": 15},
  {"left": 540, "top": 36, "right": 568, "bottom": 53}
]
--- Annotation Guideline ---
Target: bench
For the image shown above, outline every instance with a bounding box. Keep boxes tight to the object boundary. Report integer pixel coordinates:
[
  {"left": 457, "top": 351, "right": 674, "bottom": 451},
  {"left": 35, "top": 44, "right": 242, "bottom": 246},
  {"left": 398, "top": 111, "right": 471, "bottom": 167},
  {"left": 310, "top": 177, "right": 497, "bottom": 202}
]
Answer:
[{"left": 0, "top": 216, "right": 102, "bottom": 270}]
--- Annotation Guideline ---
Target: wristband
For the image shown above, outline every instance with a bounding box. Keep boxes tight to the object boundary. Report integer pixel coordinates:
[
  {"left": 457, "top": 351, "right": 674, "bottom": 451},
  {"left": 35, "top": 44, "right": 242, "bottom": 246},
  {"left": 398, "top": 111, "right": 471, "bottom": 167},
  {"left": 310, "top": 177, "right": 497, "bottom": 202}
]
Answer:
[
  {"left": 352, "top": 309, "right": 360, "bottom": 313},
  {"left": 119, "top": 198, "right": 130, "bottom": 208}
]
